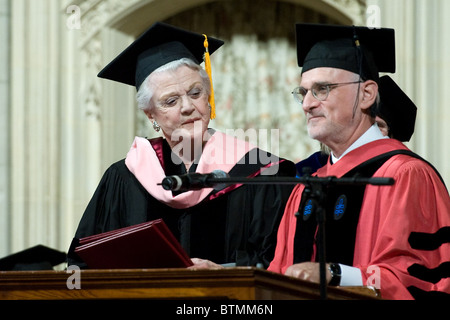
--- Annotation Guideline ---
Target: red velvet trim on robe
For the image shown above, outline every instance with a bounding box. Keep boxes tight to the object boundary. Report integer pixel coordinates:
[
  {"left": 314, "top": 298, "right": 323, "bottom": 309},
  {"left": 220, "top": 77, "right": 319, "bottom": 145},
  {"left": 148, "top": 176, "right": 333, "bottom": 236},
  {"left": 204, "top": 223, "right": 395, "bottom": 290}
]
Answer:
[{"left": 268, "top": 139, "right": 450, "bottom": 300}]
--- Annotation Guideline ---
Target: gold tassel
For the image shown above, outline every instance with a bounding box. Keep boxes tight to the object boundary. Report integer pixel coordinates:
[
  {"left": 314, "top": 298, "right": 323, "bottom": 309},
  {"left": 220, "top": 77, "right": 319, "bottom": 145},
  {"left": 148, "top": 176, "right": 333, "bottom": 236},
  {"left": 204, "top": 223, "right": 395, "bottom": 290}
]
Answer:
[{"left": 203, "top": 34, "right": 216, "bottom": 120}]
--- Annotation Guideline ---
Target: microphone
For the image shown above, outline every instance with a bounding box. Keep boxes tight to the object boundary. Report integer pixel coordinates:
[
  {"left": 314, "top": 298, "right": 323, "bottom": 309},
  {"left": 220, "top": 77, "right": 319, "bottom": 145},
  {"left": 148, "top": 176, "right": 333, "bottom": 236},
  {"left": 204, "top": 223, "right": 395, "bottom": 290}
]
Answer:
[{"left": 160, "top": 170, "right": 230, "bottom": 191}]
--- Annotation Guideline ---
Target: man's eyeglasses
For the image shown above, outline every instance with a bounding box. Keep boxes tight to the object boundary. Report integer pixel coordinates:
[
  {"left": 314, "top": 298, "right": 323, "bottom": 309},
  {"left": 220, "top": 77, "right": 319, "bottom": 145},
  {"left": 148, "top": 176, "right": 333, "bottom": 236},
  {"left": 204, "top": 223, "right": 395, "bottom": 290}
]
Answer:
[{"left": 292, "top": 81, "right": 362, "bottom": 105}]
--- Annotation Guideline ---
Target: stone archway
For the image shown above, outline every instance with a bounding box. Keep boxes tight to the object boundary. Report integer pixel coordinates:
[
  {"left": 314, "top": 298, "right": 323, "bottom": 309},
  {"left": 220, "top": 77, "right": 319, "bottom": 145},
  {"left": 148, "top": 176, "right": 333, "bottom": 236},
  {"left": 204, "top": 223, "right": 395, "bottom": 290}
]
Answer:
[{"left": 2, "top": 0, "right": 367, "bottom": 257}]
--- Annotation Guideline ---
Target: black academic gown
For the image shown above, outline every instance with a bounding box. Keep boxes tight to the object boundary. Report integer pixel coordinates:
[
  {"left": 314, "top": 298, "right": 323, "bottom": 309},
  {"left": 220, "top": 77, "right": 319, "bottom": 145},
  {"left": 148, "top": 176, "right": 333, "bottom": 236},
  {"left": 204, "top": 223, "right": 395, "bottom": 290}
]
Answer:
[{"left": 67, "top": 137, "right": 296, "bottom": 268}]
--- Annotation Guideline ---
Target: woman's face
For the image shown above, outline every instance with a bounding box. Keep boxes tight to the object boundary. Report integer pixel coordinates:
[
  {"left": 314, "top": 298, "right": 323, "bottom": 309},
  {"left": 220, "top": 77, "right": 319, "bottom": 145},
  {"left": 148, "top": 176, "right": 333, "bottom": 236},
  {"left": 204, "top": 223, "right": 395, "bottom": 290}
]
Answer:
[{"left": 145, "top": 65, "right": 211, "bottom": 149}]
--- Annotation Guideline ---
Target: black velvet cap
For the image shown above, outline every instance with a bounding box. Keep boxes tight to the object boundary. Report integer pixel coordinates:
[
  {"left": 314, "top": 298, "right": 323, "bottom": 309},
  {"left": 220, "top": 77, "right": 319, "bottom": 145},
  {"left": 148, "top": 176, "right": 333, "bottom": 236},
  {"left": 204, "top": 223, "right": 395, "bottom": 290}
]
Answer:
[
  {"left": 378, "top": 76, "right": 417, "bottom": 142},
  {"left": 97, "top": 22, "right": 224, "bottom": 90},
  {"left": 296, "top": 23, "right": 396, "bottom": 82},
  {"left": 0, "top": 245, "right": 67, "bottom": 271}
]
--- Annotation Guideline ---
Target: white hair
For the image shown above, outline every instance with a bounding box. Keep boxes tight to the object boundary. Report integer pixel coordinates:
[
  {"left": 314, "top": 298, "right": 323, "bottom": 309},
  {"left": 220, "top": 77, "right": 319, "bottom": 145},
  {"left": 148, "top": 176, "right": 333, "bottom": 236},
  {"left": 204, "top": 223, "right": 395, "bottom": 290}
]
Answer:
[{"left": 136, "top": 58, "right": 211, "bottom": 112}]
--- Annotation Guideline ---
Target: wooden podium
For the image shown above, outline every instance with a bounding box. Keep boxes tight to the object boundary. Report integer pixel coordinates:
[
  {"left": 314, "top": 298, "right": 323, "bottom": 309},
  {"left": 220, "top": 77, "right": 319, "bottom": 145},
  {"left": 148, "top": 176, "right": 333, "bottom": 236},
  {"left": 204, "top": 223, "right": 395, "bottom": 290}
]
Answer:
[{"left": 0, "top": 267, "right": 379, "bottom": 300}]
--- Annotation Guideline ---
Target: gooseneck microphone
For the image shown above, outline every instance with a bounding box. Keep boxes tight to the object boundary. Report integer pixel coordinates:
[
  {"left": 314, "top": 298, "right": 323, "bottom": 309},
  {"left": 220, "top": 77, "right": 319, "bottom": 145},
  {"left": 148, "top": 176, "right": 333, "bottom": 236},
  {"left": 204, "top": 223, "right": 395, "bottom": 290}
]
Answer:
[
  {"left": 160, "top": 171, "right": 395, "bottom": 192},
  {"left": 160, "top": 170, "right": 230, "bottom": 191}
]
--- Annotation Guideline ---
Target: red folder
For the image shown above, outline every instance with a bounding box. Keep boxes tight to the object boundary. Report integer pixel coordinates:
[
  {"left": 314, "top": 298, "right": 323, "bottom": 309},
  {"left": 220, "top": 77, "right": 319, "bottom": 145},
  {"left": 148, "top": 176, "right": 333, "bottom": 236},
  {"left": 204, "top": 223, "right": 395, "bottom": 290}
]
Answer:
[{"left": 74, "top": 219, "right": 193, "bottom": 269}]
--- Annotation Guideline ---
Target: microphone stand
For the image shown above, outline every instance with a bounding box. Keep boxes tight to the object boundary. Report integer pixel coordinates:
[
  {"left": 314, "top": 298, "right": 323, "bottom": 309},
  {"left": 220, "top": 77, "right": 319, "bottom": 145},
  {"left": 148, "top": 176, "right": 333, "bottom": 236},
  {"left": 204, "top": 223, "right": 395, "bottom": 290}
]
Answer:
[
  {"left": 205, "top": 175, "right": 394, "bottom": 188},
  {"left": 297, "top": 175, "right": 330, "bottom": 300},
  {"left": 159, "top": 174, "right": 394, "bottom": 300},
  {"left": 201, "top": 174, "right": 394, "bottom": 300}
]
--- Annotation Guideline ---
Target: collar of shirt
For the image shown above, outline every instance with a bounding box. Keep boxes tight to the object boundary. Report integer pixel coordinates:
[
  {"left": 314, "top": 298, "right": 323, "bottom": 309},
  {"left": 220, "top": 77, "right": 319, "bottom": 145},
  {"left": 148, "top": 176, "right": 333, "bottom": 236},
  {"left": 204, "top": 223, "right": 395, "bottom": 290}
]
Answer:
[{"left": 331, "top": 123, "right": 389, "bottom": 164}]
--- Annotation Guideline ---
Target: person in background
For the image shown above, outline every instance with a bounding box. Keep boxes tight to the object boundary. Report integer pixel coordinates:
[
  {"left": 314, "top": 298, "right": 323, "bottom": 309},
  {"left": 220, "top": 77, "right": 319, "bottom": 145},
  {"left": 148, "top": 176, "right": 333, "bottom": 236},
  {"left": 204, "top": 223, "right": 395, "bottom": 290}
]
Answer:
[
  {"left": 268, "top": 23, "right": 450, "bottom": 300},
  {"left": 375, "top": 75, "right": 417, "bottom": 142},
  {"left": 67, "top": 22, "right": 296, "bottom": 269}
]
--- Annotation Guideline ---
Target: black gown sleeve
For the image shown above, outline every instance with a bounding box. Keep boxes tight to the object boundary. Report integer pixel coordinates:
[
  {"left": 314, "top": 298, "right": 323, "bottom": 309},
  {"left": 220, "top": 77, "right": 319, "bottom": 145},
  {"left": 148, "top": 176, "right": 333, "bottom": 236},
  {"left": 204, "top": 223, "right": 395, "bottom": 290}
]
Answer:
[
  {"left": 230, "top": 159, "right": 297, "bottom": 268},
  {"left": 67, "top": 160, "right": 150, "bottom": 267}
]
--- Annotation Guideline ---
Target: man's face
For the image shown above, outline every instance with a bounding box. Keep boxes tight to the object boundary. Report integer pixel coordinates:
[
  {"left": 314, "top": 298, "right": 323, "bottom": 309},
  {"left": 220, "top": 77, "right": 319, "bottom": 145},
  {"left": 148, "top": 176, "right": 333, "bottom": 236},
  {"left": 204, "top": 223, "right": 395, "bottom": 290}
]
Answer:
[{"left": 300, "top": 67, "right": 365, "bottom": 149}]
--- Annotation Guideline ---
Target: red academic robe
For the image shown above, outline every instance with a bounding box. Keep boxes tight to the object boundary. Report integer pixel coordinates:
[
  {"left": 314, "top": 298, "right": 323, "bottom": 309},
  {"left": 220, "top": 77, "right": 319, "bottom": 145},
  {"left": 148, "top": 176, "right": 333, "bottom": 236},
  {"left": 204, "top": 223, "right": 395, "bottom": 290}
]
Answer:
[{"left": 268, "top": 139, "right": 450, "bottom": 300}]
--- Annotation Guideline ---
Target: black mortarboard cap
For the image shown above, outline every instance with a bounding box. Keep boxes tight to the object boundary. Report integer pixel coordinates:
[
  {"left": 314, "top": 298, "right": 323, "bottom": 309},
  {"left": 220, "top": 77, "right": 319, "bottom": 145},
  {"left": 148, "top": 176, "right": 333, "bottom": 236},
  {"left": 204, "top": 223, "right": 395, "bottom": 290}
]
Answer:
[
  {"left": 97, "top": 22, "right": 224, "bottom": 90},
  {"left": 378, "top": 76, "right": 417, "bottom": 142},
  {"left": 296, "top": 23, "right": 396, "bottom": 82},
  {"left": 0, "top": 245, "right": 67, "bottom": 271}
]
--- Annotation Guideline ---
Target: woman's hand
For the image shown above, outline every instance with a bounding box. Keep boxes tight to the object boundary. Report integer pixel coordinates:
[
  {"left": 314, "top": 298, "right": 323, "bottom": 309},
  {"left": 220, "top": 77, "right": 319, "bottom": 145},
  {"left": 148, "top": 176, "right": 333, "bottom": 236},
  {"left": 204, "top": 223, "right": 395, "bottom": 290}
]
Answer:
[{"left": 188, "top": 258, "right": 224, "bottom": 270}]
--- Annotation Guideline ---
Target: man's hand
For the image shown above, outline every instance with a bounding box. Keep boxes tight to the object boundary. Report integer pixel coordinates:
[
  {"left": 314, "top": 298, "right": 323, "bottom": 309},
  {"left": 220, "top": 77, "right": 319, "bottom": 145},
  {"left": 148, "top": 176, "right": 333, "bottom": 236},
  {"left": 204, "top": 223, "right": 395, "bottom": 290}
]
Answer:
[{"left": 284, "top": 262, "right": 332, "bottom": 284}]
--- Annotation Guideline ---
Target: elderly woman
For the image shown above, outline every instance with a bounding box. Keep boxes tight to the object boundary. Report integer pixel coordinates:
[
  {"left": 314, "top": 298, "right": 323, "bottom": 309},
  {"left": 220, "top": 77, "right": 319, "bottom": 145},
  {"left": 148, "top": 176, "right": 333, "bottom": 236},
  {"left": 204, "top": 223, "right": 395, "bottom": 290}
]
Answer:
[{"left": 67, "top": 22, "right": 296, "bottom": 269}]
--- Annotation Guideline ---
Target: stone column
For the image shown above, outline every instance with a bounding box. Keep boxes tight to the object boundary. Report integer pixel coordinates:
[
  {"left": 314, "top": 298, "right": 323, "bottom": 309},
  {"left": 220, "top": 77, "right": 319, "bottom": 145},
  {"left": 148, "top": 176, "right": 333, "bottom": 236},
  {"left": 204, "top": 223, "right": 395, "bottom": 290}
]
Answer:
[
  {"left": 0, "top": 0, "right": 11, "bottom": 257},
  {"left": 9, "top": 0, "right": 63, "bottom": 252},
  {"left": 370, "top": 0, "right": 450, "bottom": 186}
]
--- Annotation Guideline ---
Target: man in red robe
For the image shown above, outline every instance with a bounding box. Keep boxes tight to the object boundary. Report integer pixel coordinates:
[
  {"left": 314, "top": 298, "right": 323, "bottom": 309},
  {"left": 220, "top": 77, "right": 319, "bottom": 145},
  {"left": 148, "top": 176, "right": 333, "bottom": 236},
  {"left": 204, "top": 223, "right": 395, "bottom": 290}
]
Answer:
[{"left": 268, "top": 24, "right": 450, "bottom": 300}]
